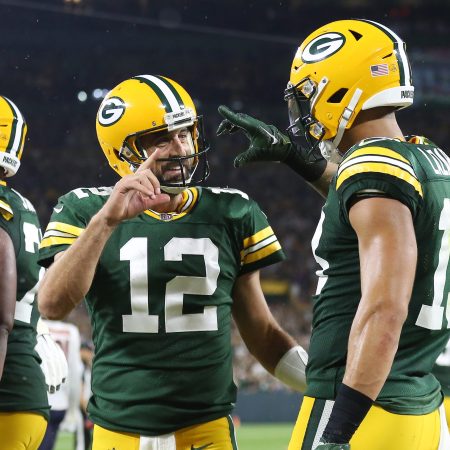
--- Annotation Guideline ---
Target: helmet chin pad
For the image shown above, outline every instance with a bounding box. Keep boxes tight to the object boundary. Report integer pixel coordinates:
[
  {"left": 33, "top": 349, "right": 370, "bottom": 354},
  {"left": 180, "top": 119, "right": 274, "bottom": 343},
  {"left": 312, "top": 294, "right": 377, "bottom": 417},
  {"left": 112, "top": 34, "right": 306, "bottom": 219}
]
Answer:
[{"left": 161, "top": 185, "right": 188, "bottom": 195}]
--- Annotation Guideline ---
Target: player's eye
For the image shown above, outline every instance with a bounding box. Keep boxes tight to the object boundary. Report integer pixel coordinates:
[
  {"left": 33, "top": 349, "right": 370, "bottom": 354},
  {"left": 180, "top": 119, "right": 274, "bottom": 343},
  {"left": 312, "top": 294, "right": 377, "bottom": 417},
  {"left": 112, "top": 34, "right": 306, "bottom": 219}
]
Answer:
[{"left": 155, "top": 139, "right": 169, "bottom": 148}]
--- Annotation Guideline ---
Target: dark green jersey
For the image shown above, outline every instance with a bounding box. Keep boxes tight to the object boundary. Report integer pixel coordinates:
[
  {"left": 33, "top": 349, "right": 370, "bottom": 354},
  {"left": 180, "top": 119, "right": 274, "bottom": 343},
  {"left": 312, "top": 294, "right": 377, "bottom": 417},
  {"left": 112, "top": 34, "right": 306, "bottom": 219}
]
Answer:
[
  {"left": 0, "top": 183, "right": 49, "bottom": 419},
  {"left": 433, "top": 340, "right": 450, "bottom": 397},
  {"left": 307, "top": 136, "right": 450, "bottom": 414},
  {"left": 39, "top": 186, "right": 285, "bottom": 435}
]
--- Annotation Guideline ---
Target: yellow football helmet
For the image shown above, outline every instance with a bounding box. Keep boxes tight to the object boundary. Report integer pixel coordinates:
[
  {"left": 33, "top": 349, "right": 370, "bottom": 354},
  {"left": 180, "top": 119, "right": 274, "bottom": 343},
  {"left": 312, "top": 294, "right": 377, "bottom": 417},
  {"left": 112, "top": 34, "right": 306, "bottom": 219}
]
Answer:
[
  {"left": 0, "top": 96, "right": 27, "bottom": 176},
  {"left": 96, "top": 75, "right": 209, "bottom": 192},
  {"left": 285, "top": 19, "right": 414, "bottom": 158}
]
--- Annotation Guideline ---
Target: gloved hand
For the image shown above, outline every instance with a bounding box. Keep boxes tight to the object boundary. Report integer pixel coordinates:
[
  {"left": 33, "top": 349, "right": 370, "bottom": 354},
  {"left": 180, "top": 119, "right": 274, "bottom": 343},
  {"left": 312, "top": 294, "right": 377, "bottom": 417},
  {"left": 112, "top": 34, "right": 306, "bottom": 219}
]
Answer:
[
  {"left": 217, "top": 105, "right": 327, "bottom": 182},
  {"left": 35, "top": 318, "right": 68, "bottom": 393},
  {"left": 316, "top": 442, "right": 350, "bottom": 450}
]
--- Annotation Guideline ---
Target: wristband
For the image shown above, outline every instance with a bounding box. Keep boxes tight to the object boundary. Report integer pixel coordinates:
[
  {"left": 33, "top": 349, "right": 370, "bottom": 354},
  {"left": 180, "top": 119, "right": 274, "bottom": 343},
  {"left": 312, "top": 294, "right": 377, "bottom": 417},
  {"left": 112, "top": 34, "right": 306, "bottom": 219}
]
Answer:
[
  {"left": 274, "top": 345, "right": 308, "bottom": 392},
  {"left": 321, "top": 383, "right": 373, "bottom": 444}
]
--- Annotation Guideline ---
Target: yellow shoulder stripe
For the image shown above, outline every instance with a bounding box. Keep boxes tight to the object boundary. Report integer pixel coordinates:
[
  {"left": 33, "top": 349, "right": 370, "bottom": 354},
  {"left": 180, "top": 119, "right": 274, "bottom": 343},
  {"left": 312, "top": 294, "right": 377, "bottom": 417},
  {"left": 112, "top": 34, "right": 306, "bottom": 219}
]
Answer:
[
  {"left": 39, "top": 236, "right": 77, "bottom": 249},
  {"left": 343, "top": 146, "right": 409, "bottom": 165},
  {"left": 243, "top": 226, "right": 274, "bottom": 249},
  {"left": 243, "top": 241, "right": 282, "bottom": 265},
  {"left": 336, "top": 162, "right": 423, "bottom": 197},
  {"left": 0, "top": 199, "right": 13, "bottom": 221},
  {"left": 46, "top": 221, "right": 84, "bottom": 236}
]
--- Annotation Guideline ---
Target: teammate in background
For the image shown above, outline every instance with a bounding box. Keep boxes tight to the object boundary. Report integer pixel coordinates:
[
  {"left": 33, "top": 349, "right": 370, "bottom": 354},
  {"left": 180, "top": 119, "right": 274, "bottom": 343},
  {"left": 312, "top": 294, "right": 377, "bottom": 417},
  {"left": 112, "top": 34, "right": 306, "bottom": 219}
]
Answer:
[
  {"left": 433, "top": 340, "right": 450, "bottom": 431},
  {"left": 39, "top": 320, "right": 84, "bottom": 450},
  {"left": 218, "top": 19, "right": 450, "bottom": 450},
  {"left": 37, "top": 75, "right": 308, "bottom": 450},
  {"left": 0, "top": 96, "right": 67, "bottom": 450}
]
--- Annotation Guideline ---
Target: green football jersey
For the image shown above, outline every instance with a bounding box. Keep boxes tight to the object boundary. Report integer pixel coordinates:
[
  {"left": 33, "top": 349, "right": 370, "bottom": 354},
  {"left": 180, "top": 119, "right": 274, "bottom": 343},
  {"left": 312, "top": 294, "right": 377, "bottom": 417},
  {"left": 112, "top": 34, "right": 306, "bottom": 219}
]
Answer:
[
  {"left": 307, "top": 136, "right": 450, "bottom": 415},
  {"left": 39, "top": 186, "right": 285, "bottom": 435},
  {"left": 433, "top": 340, "right": 450, "bottom": 397},
  {"left": 0, "top": 183, "right": 49, "bottom": 419}
]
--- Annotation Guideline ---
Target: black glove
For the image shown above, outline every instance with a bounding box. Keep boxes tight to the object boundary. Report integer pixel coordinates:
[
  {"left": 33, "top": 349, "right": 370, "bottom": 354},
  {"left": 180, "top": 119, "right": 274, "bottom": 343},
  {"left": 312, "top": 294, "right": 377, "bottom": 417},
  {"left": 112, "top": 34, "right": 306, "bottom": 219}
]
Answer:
[{"left": 217, "top": 105, "right": 327, "bottom": 182}]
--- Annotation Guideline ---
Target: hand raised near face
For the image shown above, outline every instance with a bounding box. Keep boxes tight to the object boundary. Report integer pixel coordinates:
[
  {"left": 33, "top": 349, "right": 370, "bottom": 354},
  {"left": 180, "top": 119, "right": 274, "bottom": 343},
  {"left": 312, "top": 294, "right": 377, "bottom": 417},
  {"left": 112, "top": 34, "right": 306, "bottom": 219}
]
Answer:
[{"left": 100, "top": 149, "right": 171, "bottom": 225}]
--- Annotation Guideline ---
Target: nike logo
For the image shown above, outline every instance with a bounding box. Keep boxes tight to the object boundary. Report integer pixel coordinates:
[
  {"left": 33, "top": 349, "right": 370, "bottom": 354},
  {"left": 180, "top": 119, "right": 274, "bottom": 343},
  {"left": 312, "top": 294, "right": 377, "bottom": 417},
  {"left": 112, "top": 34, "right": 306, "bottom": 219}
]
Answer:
[
  {"left": 53, "top": 205, "right": 64, "bottom": 213},
  {"left": 259, "top": 126, "right": 279, "bottom": 145},
  {"left": 191, "top": 443, "right": 213, "bottom": 450}
]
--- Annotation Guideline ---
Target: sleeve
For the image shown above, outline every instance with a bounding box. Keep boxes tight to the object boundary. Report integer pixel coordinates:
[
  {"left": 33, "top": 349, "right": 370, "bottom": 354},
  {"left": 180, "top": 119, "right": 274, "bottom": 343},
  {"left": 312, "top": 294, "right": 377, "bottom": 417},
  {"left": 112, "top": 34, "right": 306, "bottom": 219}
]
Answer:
[
  {"left": 238, "top": 200, "right": 286, "bottom": 275},
  {"left": 0, "top": 197, "right": 13, "bottom": 222},
  {"left": 38, "top": 194, "right": 88, "bottom": 267},
  {"left": 335, "top": 145, "right": 423, "bottom": 221},
  {"left": 0, "top": 197, "right": 15, "bottom": 235}
]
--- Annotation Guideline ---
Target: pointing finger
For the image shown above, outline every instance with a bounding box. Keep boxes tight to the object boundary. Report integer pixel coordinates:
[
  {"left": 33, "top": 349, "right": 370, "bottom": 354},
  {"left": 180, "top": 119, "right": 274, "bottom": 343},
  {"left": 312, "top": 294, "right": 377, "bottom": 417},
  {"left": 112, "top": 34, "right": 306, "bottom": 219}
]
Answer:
[{"left": 135, "top": 148, "right": 161, "bottom": 173}]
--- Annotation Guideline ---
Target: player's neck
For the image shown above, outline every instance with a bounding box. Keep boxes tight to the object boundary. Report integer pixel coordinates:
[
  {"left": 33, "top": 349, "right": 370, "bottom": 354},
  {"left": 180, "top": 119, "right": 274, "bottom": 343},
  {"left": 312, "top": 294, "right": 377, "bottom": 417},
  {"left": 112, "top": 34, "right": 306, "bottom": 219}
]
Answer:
[{"left": 339, "top": 107, "right": 404, "bottom": 153}]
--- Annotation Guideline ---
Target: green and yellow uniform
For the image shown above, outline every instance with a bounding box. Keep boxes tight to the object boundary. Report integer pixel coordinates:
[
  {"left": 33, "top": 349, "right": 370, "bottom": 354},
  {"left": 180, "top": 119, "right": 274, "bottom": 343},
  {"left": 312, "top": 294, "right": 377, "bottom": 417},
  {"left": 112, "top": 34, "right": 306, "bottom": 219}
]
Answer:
[
  {"left": 291, "top": 136, "right": 450, "bottom": 449},
  {"left": 433, "top": 340, "right": 450, "bottom": 430},
  {"left": 39, "top": 186, "right": 284, "bottom": 437},
  {"left": 0, "top": 182, "right": 49, "bottom": 418}
]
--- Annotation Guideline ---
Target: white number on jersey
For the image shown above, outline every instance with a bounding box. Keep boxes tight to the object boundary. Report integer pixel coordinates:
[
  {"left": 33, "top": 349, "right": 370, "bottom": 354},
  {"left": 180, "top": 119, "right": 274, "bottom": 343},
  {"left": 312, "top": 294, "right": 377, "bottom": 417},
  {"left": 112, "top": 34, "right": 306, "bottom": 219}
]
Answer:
[
  {"left": 14, "top": 267, "right": 45, "bottom": 324},
  {"left": 312, "top": 210, "right": 329, "bottom": 295},
  {"left": 72, "top": 187, "right": 112, "bottom": 199},
  {"left": 208, "top": 187, "right": 249, "bottom": 200},
  {"left": 120, "top": 237, "right": 219, "bottom": 333},
  {"left": 23, "top": 222, "right": 41, "bottom": 253},
  {"left": 416, "top": 198, "right": 450, "bottom": 330}
]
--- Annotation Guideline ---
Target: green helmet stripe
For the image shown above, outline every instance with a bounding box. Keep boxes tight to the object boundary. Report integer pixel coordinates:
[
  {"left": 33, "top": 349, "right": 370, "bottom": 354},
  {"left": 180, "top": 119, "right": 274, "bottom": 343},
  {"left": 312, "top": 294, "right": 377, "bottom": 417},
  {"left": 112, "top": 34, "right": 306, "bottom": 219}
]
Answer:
[
  {"left": 153, "top": 75, "right": 185, "bottom": 107},
  {"left": 358, "top": 19, "right": 411, "bottom": 86},
  {"left": 2, "top": 96, "right": 25, "bottom": 156},
  {"left": 133, "top": 75, "right": 184, "bottom": 114},
  {"left": 133, "top": 75, "right": 172, "bottom": 113}
]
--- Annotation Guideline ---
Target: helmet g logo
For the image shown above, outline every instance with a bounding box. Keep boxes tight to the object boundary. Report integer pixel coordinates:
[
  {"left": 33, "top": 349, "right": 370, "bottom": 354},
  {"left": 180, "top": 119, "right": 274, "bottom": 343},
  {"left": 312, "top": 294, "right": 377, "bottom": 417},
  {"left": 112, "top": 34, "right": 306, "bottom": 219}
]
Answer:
[
  {"left": 98, "top": 97, "right": 126, "bottom": 126},
  {"left": 301, "top": 32, "right": 346, "bottom": 63}
]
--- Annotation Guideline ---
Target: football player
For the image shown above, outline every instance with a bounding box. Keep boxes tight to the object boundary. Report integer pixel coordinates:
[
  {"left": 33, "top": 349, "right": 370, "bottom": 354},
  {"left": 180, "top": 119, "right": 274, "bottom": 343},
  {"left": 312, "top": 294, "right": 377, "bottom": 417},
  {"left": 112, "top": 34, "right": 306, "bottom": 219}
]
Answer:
[
  {"left": 217, "top": 19, "right": 450, "bottom": 450},
  {"left": 37, "top": 75, "right": 308, "bottom": 450},
  {"left": 0, "top": 96, "right": 67, "bottom": 450}
]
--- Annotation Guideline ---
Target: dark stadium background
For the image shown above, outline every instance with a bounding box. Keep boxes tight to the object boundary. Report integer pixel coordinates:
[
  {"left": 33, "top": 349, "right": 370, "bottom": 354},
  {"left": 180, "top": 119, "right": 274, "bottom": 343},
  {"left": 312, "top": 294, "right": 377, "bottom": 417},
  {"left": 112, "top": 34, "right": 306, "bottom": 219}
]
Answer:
[{"left": 2, "top": 0, "right": 449, "bottom": 431}]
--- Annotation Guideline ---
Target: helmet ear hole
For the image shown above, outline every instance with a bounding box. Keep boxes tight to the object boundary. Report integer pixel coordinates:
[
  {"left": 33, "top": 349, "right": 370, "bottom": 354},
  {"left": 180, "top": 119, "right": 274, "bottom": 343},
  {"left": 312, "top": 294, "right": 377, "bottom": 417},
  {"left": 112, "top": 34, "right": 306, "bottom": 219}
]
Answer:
[{"left": 327, "top": 88, "right": 348, "bottom": 104}]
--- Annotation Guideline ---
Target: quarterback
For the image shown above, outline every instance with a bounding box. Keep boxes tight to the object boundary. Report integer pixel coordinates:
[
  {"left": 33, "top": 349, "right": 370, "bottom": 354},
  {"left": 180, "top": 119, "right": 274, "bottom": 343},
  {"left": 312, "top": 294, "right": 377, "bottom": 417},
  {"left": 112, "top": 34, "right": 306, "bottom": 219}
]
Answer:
[
  {"left": 0, "top": 96, "right": 67, "bottom": 450},
  {"left": 218, "top": 19, "right": 450, "bottom": 450},
  {"left": 38, "top": 75, "right": 308, "bottom": 450}
]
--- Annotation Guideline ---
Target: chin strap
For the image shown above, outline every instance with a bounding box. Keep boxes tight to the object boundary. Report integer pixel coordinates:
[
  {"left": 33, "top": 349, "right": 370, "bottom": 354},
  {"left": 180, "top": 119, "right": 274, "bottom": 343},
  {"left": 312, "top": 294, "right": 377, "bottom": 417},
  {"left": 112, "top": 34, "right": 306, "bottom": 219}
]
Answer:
[{"left": 333, "top": 88, "right": 363, "bottom": 148}]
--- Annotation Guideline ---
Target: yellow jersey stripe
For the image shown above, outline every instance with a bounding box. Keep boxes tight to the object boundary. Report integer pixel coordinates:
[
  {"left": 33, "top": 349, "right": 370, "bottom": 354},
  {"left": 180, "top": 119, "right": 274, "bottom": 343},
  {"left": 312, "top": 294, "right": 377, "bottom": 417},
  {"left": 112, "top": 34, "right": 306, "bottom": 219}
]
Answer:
[
  {"left": 242, "top": 241, "right": 282, "bottom": 265},
  {"left": 46, "top": 221, "right": 85, "bottom": 236},
  {"left": 342, "top": 147, "right": 409, "bottom": 165},
  {"left": 243, "top": 226, "right": 274, "bottom": 249},
  {"left": 241, "top": 234, "right": 278, "bottom": 259},
  {"left": 0, "top": 199, "right": 13, "bottom": 220},
  {"left": 39, "top": 236, "right": 77, "bottom": 249},
  {"left": 336, "top": 162, "right": 423, "bottom": 197}
]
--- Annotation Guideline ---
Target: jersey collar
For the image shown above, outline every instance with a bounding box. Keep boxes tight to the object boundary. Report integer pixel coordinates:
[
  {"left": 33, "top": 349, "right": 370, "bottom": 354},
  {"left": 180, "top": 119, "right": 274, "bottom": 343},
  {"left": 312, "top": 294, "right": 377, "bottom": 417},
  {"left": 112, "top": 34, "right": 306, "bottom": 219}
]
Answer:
[{"left": 143, "top": 187, "right": 199, "bottom": 221}]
